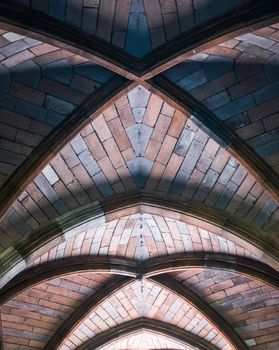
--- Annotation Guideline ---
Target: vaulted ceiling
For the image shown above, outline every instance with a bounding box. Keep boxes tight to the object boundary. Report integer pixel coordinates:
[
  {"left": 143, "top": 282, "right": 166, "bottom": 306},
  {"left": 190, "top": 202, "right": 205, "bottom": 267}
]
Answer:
[{"left": 0, "top": 1, "right": 279, "bottom": 349}]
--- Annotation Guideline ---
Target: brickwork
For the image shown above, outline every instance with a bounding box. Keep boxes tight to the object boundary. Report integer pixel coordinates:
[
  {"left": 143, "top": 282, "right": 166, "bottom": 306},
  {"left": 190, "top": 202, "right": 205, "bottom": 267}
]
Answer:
[
  {"left": 172, "top": 268, "right": 279, "bottom": 349},
  {"left": 0, "top": 30, "right": 114, "bottom": 188},
  {"left": 0, "top": 5, "right": 278, "bottom": 350},
  {"left": 29, "top": 213, "right": 258, "bottom": 268},
  {"left": 100, "top": 331, "right": 186, "bottom": 349},
  {"left": 13, "top": 0, "right": 252, "bottom": 57},
  {"left": 1, "top": 272, "right": 110, "bottom": 349},
  {"left": 164, "top": 24, "right": 279, "bottom": 174},
  {"left": 61, "top": 279, "right": 231, "bottom": 350},
  {"left": 0, "top": 87, "right": 277, "bottom": 254}
]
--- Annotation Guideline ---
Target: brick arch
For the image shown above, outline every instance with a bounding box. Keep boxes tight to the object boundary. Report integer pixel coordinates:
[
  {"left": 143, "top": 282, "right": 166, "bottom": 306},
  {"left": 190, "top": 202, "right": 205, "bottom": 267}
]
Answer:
[
  {"left": 0, "top": 256, "right": 277, "bottom": 349},
  {"left": 170, "top": 267, "right": 279, "bottom": 349},
  {"left": 76, "top": 318, "right": 228, "bottom": 350},
  {"left": 0, "top": 1, "right": 277, "bottom": 227},
  {"left": 0, "top": 259, "right": 256, "bottom": 350},
  {"left": 29, "top": 212, "right": 261, "bottom": 267},
  {"left": 1, "top": 195, "right": 279, "bottom": 290},
  {"left": 98, "top": 330, "right": 187, "bottom": 349},
  {"left": 59, "top": 280, "right": 233, "bottom": 350},
  {"left": 0, "top": 271, "right": 115, "bottom": 350},
  {"left": 0, "top": 2, "right": 278, "bottom": 350},
  {"left": 1, "top": 87, "right": 278, "bottom": 282},
  {"left": 1, "top": 86, "right": 278, "bottom": 244},
  {"left": 2, "top": 254, "right": 278, "bottom": 305}
]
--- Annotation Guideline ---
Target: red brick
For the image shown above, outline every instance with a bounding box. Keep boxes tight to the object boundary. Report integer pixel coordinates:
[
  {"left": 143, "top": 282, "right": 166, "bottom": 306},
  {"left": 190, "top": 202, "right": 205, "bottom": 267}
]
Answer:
[
  {"left": 143, "top": 94, "right": 163, "bottom": 127},
  {"left": 53, "top": 180, "right": 79, "bottom": 210},
  {"left": 50, "top": 154, "right": 74, "bottom": 185},
  {"left": 84, "top": 132, "right": 106, "bottom": 160},
  {"left": 156, "top": 135, "right": 176, "bottom": 165},
  {"left": 152, "top": 114, "right": 171, "bottom": 141},
  {"left": 34, "top": 49, "right": 73, "bottom": 65},
  {"left": 117, "top": 102, "right": 135, "bottom": 128},
  {"left": 108, "top": 117, "right": 130, "bottom": 150},
  {"left": 103, "top": 105, "right": 118, "bottom": 121},
  {"left": 2, "top": 50, "right": 35, "bottom": 68},
  {"left": 30, "top": 43, "right": 59, "bottom": 56},
  {"left": 98, "top": 156, "right": 120, "bottom": 184},
  {"left": 162, "top": 153, "right": 183, "bottom": 181},
  {"left": 92, "top": 115, "right": 112, "bottom": 141},
  {"left": 168, "top": 109, "right": 187, "bottom": 138},
  {"left": 103, "top": 138, "right": 125, "bottom": 168},
  {"left": 122, "top": 147, "right": 135, "bottom": 162},
  {"left": 204, "top": 46, "right": 241, "bottom": 58},
  {"left": 145, "top": 138, "right": 161, "bottom": 160},
  {"left": 210, "top": 148, "right": 230, "bottom": 173},
  {"left": 235, "top": 173, "right": 256, "bottom": 199},
  {"left": 146, "top": 162, "right": 165, "bottom": 190},
  {"left": 220, "top": 39, "right": 239, "bottom": 48}
]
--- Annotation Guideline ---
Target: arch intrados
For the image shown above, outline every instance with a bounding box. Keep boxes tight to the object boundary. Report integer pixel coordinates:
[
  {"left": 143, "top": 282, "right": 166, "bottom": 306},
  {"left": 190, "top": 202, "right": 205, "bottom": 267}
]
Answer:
[
  {"left": 1, "top": 195, "right": 279, "bottom": 291},
  {"left": 45, "top": 268, "right": 247, "bottom": 350},
  {"left": 77, "top": 318, "right": 220, "bottom": 350},
  {"left": 90, "top": 329, "right": 189, "bottom": 350},
  {"left": 1, "top": 253, "right": 278, "bottom": 306},
  {"left": 25, "top": 196, "right": 279, "bottom": 265}
]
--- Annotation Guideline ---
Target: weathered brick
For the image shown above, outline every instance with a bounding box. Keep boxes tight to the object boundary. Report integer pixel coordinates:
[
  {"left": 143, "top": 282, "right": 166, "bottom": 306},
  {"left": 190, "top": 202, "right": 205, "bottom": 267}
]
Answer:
[
  {"left": 152, "top": 114, "right": 171, "bottom": 142},
  {"left": 108, "top": 118, "right": 130, "bottom": 150},
  {"left": 103, "top": 138, "right": 125, "bottom": 168},
  {"left": 229, "top": 74, "right": 267, "bottom": 100},
  {"left": 50, "top": 154, "right": 75, "bottom": 185},
  {"left": 2, "top": 50, "right": 35, "bottom": 68},
  {"left": 143, "top": 94, "right": 163, "bottom": 127},
  {"left": 236, "top": 121, "right": 265, "bottom": 140},
  {"left": 167, "top": 109, "right": 187, "bottom": 138}
]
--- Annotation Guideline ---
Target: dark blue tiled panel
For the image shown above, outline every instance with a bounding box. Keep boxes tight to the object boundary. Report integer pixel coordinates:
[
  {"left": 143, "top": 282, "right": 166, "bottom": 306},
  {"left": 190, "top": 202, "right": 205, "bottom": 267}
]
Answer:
[
  {"left": 125, "top": 0, "right": 151, "bottom": 57},
  {"left": 12, "top": 60, "right": 41, "bottom": 88},
  {"left": 44, "top": 95, "right": 75, "bottom": 115},
  {"left": 42, "top": 59, "right": 74, "bottom": 85},
  {"left": 0, "top": 65, "right": 11, "bottom": 93},
  {"left": 74, "top": 63, "right": 115, "bottom": 84},
  {"left": 49, "top": 0, "right": 66, "bottom": 21},
  {"left": 215, "top": 94, "right": 255, "bottom": 120},
  {"left": 15, "top": 99, "right": 47, "bottom": 122},
  {"left": 204, "top": 56, "right": 233, "bottom": 80}
]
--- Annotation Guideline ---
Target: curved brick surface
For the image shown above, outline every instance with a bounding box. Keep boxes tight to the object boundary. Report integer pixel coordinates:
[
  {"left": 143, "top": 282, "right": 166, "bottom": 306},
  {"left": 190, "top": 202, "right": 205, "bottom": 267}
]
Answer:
[
  {"left": 0, "top": 87, "right": 277, "bottom": 255},
  {"left": 163, "top": 24, "right": 279, "bottom": 175},
  {"left": 13, "top": 0, "right": 253, "bottom": 57},
  {"left": 61, "top": 279, "right": 232, "bottom": 350},
  {"left": 0, "top": 30, "right": 115, "bottom": 189},
  {"left": 99, "top": 331, "right": 187, "bottom": 349},
  {"left": 0, "top": 5, "right": 278, "bottom": 350},
  {"left": 29, "top": 213, "right": 259, "bottom": 268},
  {"left": 1, "top": 272, "right": 111, "bottom": 349},
  {"left": 171, "top": 268, "right": 279, "bottom": 349}
]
